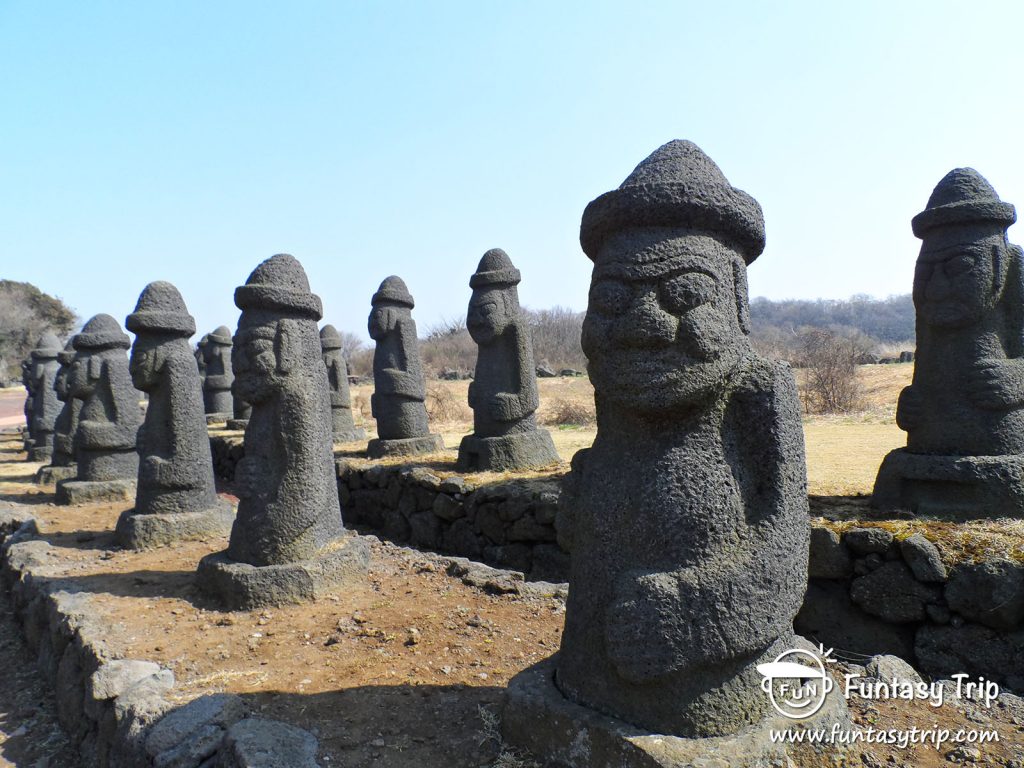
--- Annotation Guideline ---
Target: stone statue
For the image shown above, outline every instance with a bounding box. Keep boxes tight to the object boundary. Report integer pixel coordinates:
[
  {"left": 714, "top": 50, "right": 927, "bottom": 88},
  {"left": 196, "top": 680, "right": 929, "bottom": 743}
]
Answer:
[
  {"left": 457, "top": 249, "right": 559, "bottom": 471},
  {"left": 503, "top": 142, "right": 844, "bottom": 764},
  {"left": 27, "top": 333, "right": 62, "bottom": 462},
  {"left": 36, "top": 339, "right": 81, "bottom": 484},
  {"left": 198, "top": 254, "right": 368, "bottom": 609},
  {"left": 56, "top": 314, "right": 142, "bottom": 505},
  {"left": 201, "top": 326, "right": 234, "bottom": 422},
  {"left": 320, "top": 324, "right": 365, "bottom": 442},
  {"left": 21, "top": 358, "right": 34, "bottom": 453},
  {"left": 873, "top": 168, "right": 1024, "bottom": 518},
  {"left": 366, "top": 276, "right": 443, "bottom": 458},
  {"left": 195, "top": 334, "right": 209, "bottom": 386},
  {"left": 115, "top": 281, "right": 234, "bottom": 549}
]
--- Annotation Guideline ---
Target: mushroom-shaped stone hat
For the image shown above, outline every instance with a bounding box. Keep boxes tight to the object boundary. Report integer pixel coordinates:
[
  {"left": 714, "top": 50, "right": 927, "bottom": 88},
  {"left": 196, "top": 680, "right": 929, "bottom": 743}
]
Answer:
[
  {"left": 207, "top": 325, "right": 233, "bottom": 346},
  {"left": 320, "top": 324, "right": 343, "bottom": 351},
  {"left": 235, "top": 253, "right": 323, "bottom": 321},
  {"left": 125, "top": 281, "right": 196, "bottom": 337},
  {"left": 469, "top": 248, "right": 521, "bottom": 289},
  {"left": 74, "top": 314, "right": 131, "bottom": 351},
  {"left": 372, "top": 276, "right": 415, "bottom": 308},
  {"left": 31, "top": 332, "right": 62, "bottom": 360},
  {"left": 912, "top": 168, "right": 1017, "bottom": 239},
  {"left": 580, "top": 139, "right": 766, "bottom": 265}
]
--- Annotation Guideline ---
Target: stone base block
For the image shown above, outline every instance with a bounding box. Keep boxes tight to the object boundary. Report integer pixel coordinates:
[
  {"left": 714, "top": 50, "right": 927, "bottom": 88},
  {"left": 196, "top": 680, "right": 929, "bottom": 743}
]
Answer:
[
  {"left": 333, "top": 427, "right": 367, "bottom": 444},
  {"left": 366, "top": 434, "right": 444, "bottom": 459},
  {"left": 35, "top": 464, "right": 78, "bottom": 485},
  {"left": 502, "top": 655, "right": 851, "bottom": 768},
  {"left": 224, "top": 419, "right": 249, "bottom": 431},
  {"left": 115, "top": 498, "right": 235, "bottom": 550},
  {"left": 457, "top": 429, "right": 560, "bottom": 472},
  {"left": 196, "top": 535, "right": 370, "bottom": 610},
  {"left": 28, "top": 446, "right": 53, "bottom": 462},
  {"left": 205, "top": 413, "right": 232, "bottom": 425},
  {"left": 872, "top": 448, "right": 1024, "bottom": 519},
  {"left": 56, "top": 478, "right": 136, "bottom": 506}
]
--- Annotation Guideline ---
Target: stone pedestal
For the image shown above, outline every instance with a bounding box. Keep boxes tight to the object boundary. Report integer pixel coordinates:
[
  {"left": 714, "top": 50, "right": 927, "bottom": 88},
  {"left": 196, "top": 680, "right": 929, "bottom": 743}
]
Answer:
[
  {"left": 35, "top": 464, "right": 77, "bottom": 485},
  {"left": 206, "top": 413, "right": 231, "bottom": 425},
  {"left": 503, "top": 654, "right": 850, "bottom": 768},
  {"left": 457, "top": 430, "right": 558, "bottom": 472},
  {"left": 196, "top": 535, "right": 370, "bottom": 610},
  {"left": 873, "top": 449, "right": 1024, "bottom": 520},
  {"left": 56, "top": 478, "right": 136, "bottom": 505},
  {"left": 225, "top": 419, "right": 249, "bottom": 432},
  {"left": 115, "top": 497, "right": 235, "bottom": 549},
  {"left": 367, "top": 434, "right": 443, "bottom": 459}
]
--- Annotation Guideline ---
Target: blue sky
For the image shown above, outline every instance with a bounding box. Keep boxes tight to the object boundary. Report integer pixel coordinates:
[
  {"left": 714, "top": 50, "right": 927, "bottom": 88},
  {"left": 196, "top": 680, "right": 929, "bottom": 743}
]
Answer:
[{"left": 2, "top": 1, "right": 1022, "bottom": 343}]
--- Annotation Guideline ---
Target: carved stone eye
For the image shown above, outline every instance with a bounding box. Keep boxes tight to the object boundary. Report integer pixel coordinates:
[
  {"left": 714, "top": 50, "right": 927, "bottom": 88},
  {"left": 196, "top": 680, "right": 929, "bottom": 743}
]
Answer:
[
  {"left": 659, "top": 272, "right": 718, "bottom": 314},
  {"left": 944, "top": 253, "right": 977, "bottom": 277},
  {"left": 589, "top": 279, "right": 631, "bottom": 316}
]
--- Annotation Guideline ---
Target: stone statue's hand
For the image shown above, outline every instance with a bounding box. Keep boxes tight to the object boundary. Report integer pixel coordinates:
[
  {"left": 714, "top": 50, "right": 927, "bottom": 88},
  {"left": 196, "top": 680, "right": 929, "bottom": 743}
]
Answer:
[
  {"left": 604, "top": 572, "right": 703, "bottom": 683},
  {"left": 895, "top": 386, "right": 923, "bottom": 430},
  {"left": 968, "top": 358, "right": 1024, "bottom": 410},
  {"left": 467, "top": 380, "right": 478, "bottom": 409},
  {"left": 489, "top": 392, "right": 523, "bottom": 422},
  {"left": 140, "top": 455, "right": 168, "bottom": 484}
]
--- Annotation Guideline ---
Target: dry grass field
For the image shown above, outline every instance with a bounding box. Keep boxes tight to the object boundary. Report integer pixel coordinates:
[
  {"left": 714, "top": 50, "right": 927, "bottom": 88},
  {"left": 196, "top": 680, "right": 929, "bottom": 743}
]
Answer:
[{"left": 349, "top": 362, "right": 916, "bottom": 497}]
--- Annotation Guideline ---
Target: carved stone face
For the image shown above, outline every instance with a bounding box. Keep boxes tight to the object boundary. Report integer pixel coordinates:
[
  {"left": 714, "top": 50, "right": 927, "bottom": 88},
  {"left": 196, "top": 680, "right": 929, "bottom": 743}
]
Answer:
[
  {"left": 54, "top": 362, "right": 70, "bottom": 401},
  {"left": 232, "top": 322, "right": 282, "bottom": 404},
  {"left": 582, "top": 230, "right": 750, "bottom": 413},
  {"left": 914, "top": 229, "right": 1006, "bottom": 329},
  {"left": 368, "top": 304, "right": 403, "bottom": 341},
  {"left": 66, "top": 353, "right": 97, "bottom": 400},
  {"left": 467, "top": 288, "right": 511, "bottom": 345},
  {"left": 129, "top": 336, "right": 164, "bottom": 392}
]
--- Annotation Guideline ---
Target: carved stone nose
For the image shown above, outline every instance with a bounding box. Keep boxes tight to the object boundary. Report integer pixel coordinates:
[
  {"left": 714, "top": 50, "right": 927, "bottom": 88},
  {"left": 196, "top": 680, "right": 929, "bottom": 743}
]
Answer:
[{"left": 613, "top": 291, "right": 678, "bottom": 348}]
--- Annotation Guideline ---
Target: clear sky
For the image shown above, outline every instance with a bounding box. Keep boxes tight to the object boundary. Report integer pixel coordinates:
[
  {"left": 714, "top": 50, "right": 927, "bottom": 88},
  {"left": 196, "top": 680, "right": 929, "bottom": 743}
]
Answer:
[{"left": 2, "top": 1, "right": 1022, "bottom": 344}]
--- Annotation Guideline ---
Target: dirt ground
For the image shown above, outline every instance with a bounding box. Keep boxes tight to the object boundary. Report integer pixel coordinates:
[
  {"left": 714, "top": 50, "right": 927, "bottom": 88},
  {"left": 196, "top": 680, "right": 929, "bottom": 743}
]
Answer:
[{"left": 3, "top": 366, "right": 1024, "bottom": 766}]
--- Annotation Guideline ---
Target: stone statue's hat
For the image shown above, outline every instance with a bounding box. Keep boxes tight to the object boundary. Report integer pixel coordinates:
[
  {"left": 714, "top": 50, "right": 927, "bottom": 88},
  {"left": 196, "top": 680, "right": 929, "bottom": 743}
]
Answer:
[
  {"left": 74, "top": 314, "right": 131, "bottom": 351},
  {"left": 31, "top": 332, "right": 62, "bottom": 360},
  {"left": 470, "top": 248, "right": 521, "bottom": 289},
  {"left": 126, "top": 281, "right": 196, "bottom": 337},
  {"left": 912, "top": 168, "right": 1017, "bottom": 238},
  {"left": 320, "top": 324, "right": 343, "bottom": 351},
  {"left": 235, "top": 254, "right": 323, "bottom": 320},
  {"left": 580, "top": 139, "right": 766, "bottom": 264},
  {"left": 207, "top": 325, "right": 232, "bottom": 346},
  {"left": 372, "top": 276, "right": 415, "bottom": 308},
  {"left": 57, "top": 338, "right": 76, "bottom": 366}
]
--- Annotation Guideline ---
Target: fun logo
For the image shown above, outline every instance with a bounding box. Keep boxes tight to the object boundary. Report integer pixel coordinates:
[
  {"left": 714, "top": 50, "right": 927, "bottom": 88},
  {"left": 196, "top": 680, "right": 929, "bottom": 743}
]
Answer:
[{"left": 757, "top": 644, "right": 835, "bottom": 719}]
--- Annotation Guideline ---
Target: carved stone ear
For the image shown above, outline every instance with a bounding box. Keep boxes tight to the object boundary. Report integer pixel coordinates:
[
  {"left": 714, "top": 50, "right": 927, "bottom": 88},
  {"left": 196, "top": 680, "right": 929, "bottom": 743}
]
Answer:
[
  {"left": 732, "top": 258, "right": 751, "bottom": 335},
  {"left": 88, "top": 355, "right": 103, "bottom": 380},
  {"left": 275, "top": 320, "right": 298, "bottom": 375}
]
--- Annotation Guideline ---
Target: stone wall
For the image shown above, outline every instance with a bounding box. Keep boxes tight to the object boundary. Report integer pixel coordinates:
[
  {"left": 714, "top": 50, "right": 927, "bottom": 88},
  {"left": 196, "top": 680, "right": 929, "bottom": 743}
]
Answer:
[
  {"left": 337, "top": 459, "right": 568, "bottom": 582},
  {"left": 799, "top": 525, "right": 1024, "bottom": 691},
  {"left": 0, "top": 503, "right": 320, "bottom": 768}
]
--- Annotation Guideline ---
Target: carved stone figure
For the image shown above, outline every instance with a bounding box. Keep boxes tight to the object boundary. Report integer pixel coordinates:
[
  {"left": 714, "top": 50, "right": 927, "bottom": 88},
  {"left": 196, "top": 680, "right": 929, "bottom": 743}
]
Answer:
[
  {"left": 195, "top": 334, "right": 209, "bottom": 387},
  {"left": 366, "top": 276, "right": 443, "bottom": 458},
  {"left": 873, "top": 169, "right": 1024, "bottom": 518},
  {"left": 56, "top": 314, "right": 142, "bottom": 505},
  {"left": 36, "top": 339, "right": 81, "bottom": 484},
  {"left": 503, "top": 142, "right": 845, "bottom": 764},
  {"left": 201, "top": 326, "right": 234, "bottom": 422},
  {"left": 320, "top": 324, "right": 365, "bottom": 442},
  {"left": 197, "top": 254, "right": 368, "bottom": 609},
  {"left": 27, "top": 333, "right": 62, "bottom": 462},
  {"left": 115, "top": 281, "right": 234, "bottom": 549},
  {"left": 457, "top": 249, "right": 558, "bottom": 471},
  {"left": 21, "top": 358, "right": 34, "bottom": 453}
]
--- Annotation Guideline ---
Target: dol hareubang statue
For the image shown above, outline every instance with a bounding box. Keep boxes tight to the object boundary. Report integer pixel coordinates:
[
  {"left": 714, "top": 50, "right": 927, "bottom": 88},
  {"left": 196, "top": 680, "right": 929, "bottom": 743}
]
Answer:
[
  {"left": 503, "top": 142, "right": 844, "bottom": 764},
  {"left": 27, "top": 333, "right": 62, "bottom": 462},
  {"left": 116, "top": 281, "right": 234, "bottom": 549},
  {"left": 36, "top": 339, "right": 81, "bottom": 484},
  {"left": 366, "top": 276, "right": 443, "bottom": 458},
  {"left": 56, "top": 314, "right": 142, "bottom": 505},
  {"left": 198, "top": 254, "right": 368, "bottom": 609},
  {"left": 457, "top": 249, "right": 559, "bottom": 471},
  {"left": 201, "top": 326, "right": 234, "bottom": 422},
  {"left": 873, "top": 168, "right": 1024, "bottom": 518},
  {"left": 320, "top": 324, "right": 365, "bottom": 443}
]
